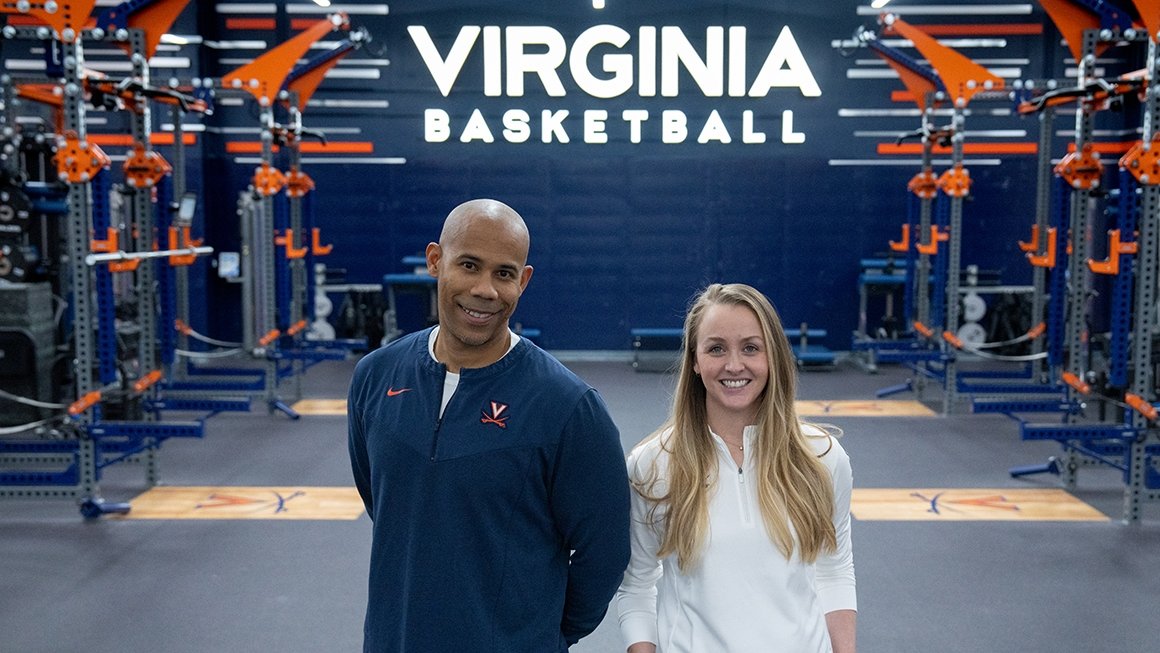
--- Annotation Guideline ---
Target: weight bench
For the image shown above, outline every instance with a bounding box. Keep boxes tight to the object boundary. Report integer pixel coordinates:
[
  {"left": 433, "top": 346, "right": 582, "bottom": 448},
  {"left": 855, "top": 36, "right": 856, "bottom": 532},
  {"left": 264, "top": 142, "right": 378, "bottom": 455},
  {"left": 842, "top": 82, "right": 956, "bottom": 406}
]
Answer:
[
  {"left": 631, "top": 325, "right": 835, "bottom": 371},
  {"left": 786, "top": 326, "right": 835, "bottom": 368},
  {"left": 630, "top": 328, "right": 682, "bottom": 372}
]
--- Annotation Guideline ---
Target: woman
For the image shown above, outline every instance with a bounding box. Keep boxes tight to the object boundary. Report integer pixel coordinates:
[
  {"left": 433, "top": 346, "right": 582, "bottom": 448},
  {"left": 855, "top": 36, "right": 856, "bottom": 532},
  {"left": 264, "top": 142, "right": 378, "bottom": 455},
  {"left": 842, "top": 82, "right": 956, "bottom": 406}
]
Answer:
[{"left": 616, "top": 283, "right": 856, "bottom": 653}]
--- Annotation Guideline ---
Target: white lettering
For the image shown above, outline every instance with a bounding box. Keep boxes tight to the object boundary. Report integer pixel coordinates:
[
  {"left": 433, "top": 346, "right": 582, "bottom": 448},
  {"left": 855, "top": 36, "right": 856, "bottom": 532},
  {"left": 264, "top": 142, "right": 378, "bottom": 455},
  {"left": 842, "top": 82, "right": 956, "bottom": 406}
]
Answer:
[
  {"left": 662, "top": 109, "right": 687, "bottom": 143},
  {"left": 503, "top": 109, "right": 531, "bottom": 143},
  {"left": 697, "top": 109, "right": 731, "bottom": 143},
  {"left": 507, "top": 26, "right": 567, "bottom": 97},
  {"left": 728, "top": 26, "right": 746, "bottom": 97},
  {"left": 483, "top": 26, "right": 501, "bottom": 96},
  {"left": 570, "top": 25, "right": 633, "bottom": 99},
  {"left": 742, "top": 110, "right": 765, "bottom": 143},
  {"left": 408, "top": 25, "right": 480, "bottom": 98},
  {"left": 460, "top": 109, "right": 495, "bottom": 142},
  {"left": 638, "top": 26, "right": 657, "bottom": 97},
  {"left": 425, "top": 108, "right": 451, "bottom": 142},
  {"left": 411, "top": 22, "right": 824, "bottom": 103},
  {"left": 623, "top": 109, "right": 649, "bottom": 143},
  {"left": 541, "top": 109, "right": 570, "bottom": 143},
  {"left": 749, "top": 26, "right": 821, "bottom": 97},
  {"left": 781, "top": 109, "right": 804, "bottom": 143},
  {"left": 584, "top": 109, "right": 609, "bottom": 143},
  {"left": 421, "top": 109, "right": 805, "bottom": 146},
  {"left": 661, "top": 26, "right": 724, "bottom": 97}
]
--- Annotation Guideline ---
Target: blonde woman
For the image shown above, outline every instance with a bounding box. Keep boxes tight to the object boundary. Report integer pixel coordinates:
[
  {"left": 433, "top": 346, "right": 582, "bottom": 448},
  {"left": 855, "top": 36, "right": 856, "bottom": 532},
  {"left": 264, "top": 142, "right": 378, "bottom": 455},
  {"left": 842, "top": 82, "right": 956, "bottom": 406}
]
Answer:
[{"left": 616, "top": 283, "right": 856, "bottom": 653}]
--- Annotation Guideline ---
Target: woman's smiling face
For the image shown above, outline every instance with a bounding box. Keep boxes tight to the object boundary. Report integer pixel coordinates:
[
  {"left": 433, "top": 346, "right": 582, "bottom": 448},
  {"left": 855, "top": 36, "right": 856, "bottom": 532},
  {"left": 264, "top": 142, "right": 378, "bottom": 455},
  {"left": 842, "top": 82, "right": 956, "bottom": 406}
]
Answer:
[{"left": 693, "top": 303, "right": 769, "bottom": 423}]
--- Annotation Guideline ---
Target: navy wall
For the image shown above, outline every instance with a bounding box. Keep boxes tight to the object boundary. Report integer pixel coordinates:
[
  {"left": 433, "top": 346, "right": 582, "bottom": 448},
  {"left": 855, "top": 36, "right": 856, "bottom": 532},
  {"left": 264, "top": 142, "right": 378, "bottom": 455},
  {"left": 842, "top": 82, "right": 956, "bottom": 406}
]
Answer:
[{"left": 200, "top": 0, "right": 1079, "bottom": 350}]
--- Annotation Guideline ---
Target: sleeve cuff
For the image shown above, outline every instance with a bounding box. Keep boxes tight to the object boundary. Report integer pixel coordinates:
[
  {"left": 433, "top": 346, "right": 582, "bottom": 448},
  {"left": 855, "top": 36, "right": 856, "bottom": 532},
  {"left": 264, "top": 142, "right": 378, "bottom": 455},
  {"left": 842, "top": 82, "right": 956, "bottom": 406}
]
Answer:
[
  {"left": 818, "top": 583, "right": 858, "bottom": 614},
  {"left": 619, "top": 614, "right": 658, "bottom": 649}
]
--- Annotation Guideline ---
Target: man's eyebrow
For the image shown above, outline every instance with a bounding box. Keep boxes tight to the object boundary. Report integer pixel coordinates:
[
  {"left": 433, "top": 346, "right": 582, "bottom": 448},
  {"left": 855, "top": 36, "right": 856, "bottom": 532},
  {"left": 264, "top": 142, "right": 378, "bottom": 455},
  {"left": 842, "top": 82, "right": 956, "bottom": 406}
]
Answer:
[{"left": 454, "top": 253, "right": 521, "bottom": 271}]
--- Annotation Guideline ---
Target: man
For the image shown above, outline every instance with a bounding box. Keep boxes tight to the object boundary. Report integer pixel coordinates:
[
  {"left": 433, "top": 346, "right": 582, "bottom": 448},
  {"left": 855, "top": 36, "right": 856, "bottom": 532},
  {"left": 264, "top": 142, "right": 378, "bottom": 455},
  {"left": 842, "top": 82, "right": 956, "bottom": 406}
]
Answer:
[{"left": 348, "top": 198, "right": 631, "bottom": 652}]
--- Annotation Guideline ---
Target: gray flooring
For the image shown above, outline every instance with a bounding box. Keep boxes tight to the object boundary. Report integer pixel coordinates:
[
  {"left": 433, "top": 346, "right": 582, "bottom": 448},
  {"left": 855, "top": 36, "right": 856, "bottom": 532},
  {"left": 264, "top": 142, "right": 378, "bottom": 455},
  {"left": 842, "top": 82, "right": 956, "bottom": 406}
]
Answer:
[{"left": 2, "top": 357, "right": 1158, "bottom": 653}]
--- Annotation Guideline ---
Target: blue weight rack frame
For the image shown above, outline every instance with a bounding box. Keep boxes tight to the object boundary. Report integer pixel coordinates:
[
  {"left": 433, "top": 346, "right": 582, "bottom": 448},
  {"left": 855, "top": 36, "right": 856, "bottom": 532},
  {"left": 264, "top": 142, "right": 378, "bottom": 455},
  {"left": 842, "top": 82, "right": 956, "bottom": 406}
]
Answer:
[
  {"left": 848, "top": 30, "right": 947, "bottom": 381},
  {"left": 0, "top": 3, "right": 216, "bottom": 517},
  {"left": 986, "top": 5, "right": 1160, "bottom": 521}
]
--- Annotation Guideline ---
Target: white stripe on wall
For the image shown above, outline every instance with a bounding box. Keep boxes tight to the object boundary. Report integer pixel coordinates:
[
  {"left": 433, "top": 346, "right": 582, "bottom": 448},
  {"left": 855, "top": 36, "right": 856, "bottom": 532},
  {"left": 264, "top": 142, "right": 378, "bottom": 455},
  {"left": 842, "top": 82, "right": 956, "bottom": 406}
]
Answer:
[
  {"left": 853, "top": 130, "right": 1028, "bottom": 138},
  {"left": 215, "top": 4, "right": 277, "bottom": 14},
  {"left": 306, "top": 99, "right": 390, "bottom": 109},
  {"left": 828, "top": 158, "right": 1003, "bottom": 166},
  {"left": 847, "top": 67, "right": 1021, "bottom": 79},
  {"left": 234, "top": 157, "right": 406, "bottom": 165},
  {"left": 856, "top": 4, "right": 1032, "bottom": 16},
  {"left": 287, "top": 4, "right": 389, "bottom": 15}
]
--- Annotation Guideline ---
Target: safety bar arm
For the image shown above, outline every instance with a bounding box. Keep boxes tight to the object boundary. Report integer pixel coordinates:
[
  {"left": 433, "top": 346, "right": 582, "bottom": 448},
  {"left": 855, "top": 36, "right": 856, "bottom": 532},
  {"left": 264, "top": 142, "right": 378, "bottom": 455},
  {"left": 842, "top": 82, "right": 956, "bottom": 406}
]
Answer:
[
  {"left": 222, "top": 13, "right": 351, "bottom": 106},
  {"left": 1129, "top": 0, "right": 1160, "bottom": 42},
  {"left": 0, "top": 0, "right": 98, "bottom": 42},
  {"left": 882, "top": 14, "right": 1005, "bottom": 107},
  {"left": 852, "top": 24, "right": 944, "bottom": 110},
  {"left": 1039, "top": 0, "right": 1133, "bottom": 61},
  {"left": 282, "top": 27, "right": 370, "bottom": 111},
  {"left": 94, "top": 0, "right": 192, "bottom": 58}
]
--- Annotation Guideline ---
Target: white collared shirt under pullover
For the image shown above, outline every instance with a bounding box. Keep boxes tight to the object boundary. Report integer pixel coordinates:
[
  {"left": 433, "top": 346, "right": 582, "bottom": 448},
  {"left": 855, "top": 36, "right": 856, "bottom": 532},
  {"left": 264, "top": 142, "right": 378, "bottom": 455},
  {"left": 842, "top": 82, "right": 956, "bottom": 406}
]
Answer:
[{"left": 615, "top": 424, "right": 856, "bottom": 653}]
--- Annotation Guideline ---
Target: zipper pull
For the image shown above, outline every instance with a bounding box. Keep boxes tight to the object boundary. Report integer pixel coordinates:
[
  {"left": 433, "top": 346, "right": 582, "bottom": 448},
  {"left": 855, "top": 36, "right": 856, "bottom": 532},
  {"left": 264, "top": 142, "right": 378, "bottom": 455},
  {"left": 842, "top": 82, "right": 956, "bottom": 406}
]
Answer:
[{"left": 431, "top": 417, "right": 443, "bottom": 461}]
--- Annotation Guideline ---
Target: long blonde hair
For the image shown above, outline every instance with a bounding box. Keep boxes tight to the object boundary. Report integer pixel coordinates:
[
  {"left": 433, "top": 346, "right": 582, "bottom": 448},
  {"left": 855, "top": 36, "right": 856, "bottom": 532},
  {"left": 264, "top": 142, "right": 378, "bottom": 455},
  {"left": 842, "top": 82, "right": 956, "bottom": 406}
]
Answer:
[{"left": 635, "top": 283, "right": 838, "bottom": 571}]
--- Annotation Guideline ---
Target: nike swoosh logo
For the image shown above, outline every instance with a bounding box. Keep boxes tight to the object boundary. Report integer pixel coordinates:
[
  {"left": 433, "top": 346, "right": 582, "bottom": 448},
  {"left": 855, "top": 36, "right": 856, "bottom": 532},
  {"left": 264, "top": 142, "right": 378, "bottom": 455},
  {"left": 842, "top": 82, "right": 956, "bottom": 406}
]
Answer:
[{"left": 386, "top": 387, "right": 412, "bottom": 397}]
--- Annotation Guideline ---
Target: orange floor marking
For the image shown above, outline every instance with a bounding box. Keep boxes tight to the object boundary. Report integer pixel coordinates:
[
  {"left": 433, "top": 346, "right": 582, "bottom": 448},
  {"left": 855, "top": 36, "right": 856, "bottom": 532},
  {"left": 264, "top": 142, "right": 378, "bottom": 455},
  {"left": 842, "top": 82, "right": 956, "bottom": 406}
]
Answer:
[
  {"left": 116, "top": 486, "right": 365, "bottom": 520},
  {"left": 851, "top": 488, "right": 1108, "bottom": 521},
  {"left": 291, "top": 398, "right": 348, "bottom": 415},
  {"left": 295, "top": 399, "right": 936, "bottom": 417},
  {"left": 795, "top": 400, "right": 936, "bottom": 417}
]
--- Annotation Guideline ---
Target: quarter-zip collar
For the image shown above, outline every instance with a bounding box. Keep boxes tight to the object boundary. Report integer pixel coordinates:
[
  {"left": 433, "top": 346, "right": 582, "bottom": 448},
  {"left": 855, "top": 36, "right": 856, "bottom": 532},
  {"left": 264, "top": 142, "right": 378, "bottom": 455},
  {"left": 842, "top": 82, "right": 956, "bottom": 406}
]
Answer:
[
  {"left": 418, "top": 326, "right": 530, "bottom": 379},
  {"left": 709, "top": 424, "right": 757, "bottom": 469}
]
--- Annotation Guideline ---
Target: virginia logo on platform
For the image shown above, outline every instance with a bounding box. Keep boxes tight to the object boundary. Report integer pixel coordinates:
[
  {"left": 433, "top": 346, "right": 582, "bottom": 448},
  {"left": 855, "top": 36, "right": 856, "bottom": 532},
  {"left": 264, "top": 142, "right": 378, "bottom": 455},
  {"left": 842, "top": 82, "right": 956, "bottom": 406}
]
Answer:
[
  {"left": 408, "top": 2, "right": 821, "bottom": 146},
  {"left": 481, "top": 401, "right": 510, "bottom": 428}
]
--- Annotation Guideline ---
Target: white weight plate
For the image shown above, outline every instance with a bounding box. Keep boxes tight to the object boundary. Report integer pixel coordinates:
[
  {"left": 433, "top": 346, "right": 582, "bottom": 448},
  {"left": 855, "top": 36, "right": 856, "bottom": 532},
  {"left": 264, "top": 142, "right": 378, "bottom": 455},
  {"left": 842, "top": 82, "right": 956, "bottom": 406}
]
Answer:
[
  {"left": 962, "top": 292, "right": 987, "bottom": 322},
  {"left": 957, "top": 322, "right": 987, "bottom": 347}
]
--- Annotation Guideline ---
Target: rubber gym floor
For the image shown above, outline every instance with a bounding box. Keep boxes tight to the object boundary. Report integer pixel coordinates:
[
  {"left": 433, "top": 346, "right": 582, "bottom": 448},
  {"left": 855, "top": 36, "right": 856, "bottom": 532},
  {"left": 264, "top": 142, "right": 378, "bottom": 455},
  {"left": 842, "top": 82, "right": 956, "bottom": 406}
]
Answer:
[{"left": 2, "top": 355, "right": 1158, "bottom": 653}]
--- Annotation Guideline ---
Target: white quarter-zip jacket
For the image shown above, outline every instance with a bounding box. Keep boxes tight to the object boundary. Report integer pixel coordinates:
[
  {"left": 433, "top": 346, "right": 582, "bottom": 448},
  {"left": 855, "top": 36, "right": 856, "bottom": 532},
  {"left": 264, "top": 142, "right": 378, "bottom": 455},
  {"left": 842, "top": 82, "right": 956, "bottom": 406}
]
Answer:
[{"left": 616, "top": 424, "right": 856, "bottom": 652}]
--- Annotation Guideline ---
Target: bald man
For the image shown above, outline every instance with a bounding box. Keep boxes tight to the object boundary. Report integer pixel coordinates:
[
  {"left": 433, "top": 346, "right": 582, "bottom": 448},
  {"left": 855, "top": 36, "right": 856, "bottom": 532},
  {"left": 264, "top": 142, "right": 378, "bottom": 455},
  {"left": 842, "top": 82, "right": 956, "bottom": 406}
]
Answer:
[{"left": 348, "top": 199, "right": 631, "bottom": 653}]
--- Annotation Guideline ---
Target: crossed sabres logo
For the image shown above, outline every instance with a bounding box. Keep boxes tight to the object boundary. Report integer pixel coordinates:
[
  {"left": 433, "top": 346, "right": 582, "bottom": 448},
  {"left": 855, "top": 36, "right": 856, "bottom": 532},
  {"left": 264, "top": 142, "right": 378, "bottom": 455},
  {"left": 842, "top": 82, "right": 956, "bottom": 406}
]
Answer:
[
  {"left": 384, "top": 386, "right": 510, "bottom": 429},
  {"left": 481, "top": 401, "right": 509, "bottom": 428},
  {"left": 196, "top": 490, "right": 305, "bottom": 514},
  {"left": 910, "top": 491, "right": 1021, "bottom": 516}
]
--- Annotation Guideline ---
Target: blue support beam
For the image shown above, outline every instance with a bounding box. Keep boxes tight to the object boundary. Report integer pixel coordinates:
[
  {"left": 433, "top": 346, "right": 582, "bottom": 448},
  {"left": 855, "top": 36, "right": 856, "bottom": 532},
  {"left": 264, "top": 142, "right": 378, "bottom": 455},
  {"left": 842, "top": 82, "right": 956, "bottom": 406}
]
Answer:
[
  {"left": 972, "top": 398, "right": 1076, "bottom": 415},
  {"left": 147, "top": 398, "right": 252, "bottom": 413},
  {"left": 958, "top": 381, "right": 1066, "bottom": 394},
  {"left": 166, "top": 378, "right": 266, "bottom": 392},
  {"left": 1020, "top": 423, "right": 1136, "bottom": 442}
]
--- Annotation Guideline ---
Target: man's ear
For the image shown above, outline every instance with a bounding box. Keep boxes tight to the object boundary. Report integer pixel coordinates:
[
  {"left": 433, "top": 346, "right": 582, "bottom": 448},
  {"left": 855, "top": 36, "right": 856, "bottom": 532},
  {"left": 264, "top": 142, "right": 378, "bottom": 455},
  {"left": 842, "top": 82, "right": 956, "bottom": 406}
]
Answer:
[
  {"left": 519, "top": 265, "right": 533, "bottom": 291},
  {"left": 425, "top": 242, "right": 441, "bottom": 277}
]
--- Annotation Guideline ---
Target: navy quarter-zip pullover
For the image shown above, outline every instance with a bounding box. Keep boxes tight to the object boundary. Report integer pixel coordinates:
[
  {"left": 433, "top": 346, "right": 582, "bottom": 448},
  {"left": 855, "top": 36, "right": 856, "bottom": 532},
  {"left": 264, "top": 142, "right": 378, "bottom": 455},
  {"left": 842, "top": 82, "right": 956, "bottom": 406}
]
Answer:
[{"left": 348, "top": 327, "right": 631, "bottom": 652}]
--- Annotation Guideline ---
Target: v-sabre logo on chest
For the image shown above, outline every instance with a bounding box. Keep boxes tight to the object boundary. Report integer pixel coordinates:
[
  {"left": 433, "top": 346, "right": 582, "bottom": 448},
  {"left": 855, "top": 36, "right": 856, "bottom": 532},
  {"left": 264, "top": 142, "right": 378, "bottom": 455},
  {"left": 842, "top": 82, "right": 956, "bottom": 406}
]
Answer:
[
  {"left": 481, "top": 401, "right": 510, "bottom": 429},
  {"left": 409, "top": 18, "right": 821, "bottom": 146}
]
